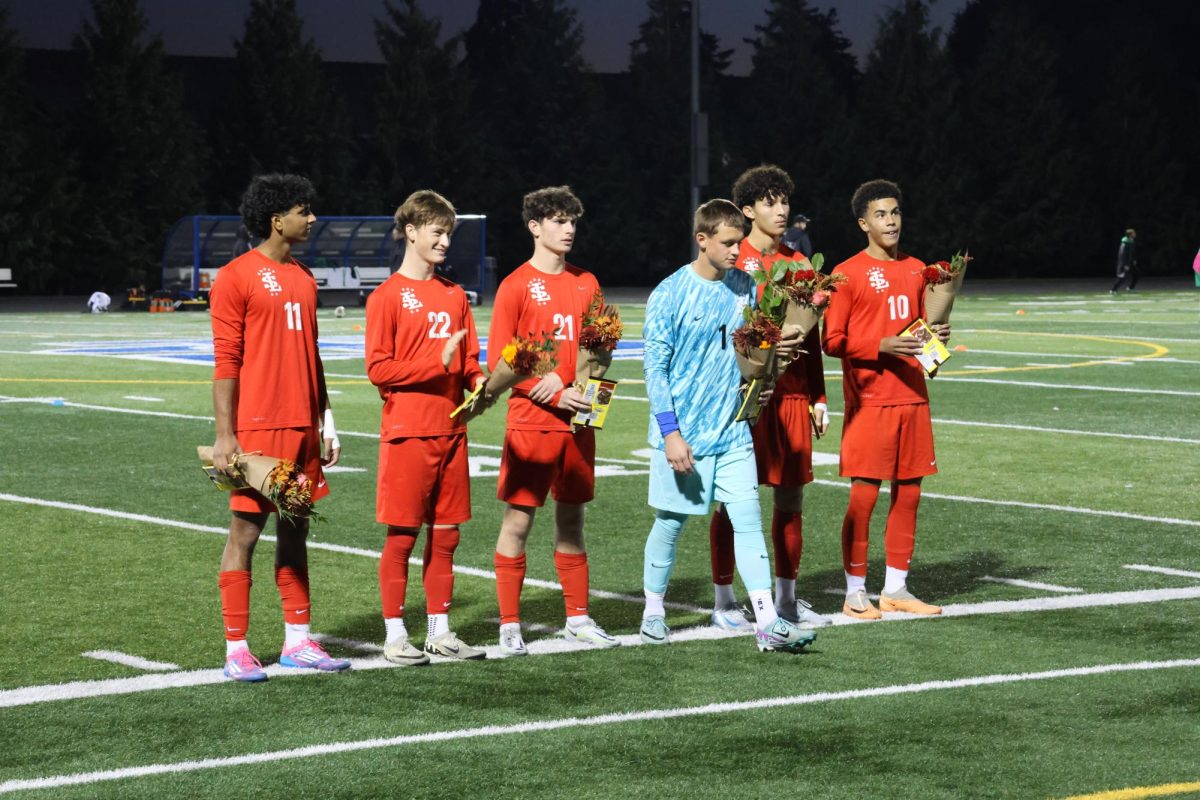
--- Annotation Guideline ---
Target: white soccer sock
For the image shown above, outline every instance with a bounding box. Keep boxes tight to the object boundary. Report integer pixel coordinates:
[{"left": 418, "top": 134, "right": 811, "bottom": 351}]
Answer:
[
  {"left": 426, "top": 613, "right": 449, "bottom": 639},
  {"left": 566, "top": 614, "right": 590, "bottom": 629},
  {"left": 284, "top": 623, "right": 310, "bottom": 648},
  {"left": 775, "top": 577, "right": 796, "bottom": 609},
  {"left": 384, "top": 616, "right": 408, "bottom": 643},
  {"left": 714, "top": 582, "right": 737, "bottom": 608},
  {"left": 225, "top": 639, "right": 250, "bottom": 657},
  {"left": 883, "top": 567, "right": 908, "bottom": 596},
  {"left": 748, "top": 589, "right": 779, "bottom": 628},
  {"left": 845, "top": 571, "right": 866, "bottom": 597},
  {"left": 499, "top": 621, "right": 522, "bottom": 639},
  {"left": 644, "top": 590, "right": 666, "bottom": 619}
]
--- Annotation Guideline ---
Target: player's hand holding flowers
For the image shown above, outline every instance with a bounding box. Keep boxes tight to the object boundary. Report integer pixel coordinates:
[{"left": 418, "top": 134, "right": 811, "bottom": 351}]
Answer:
[
  {"left": 922, "top": 250, "right": 971, "bottom": 325},
  {"left": 484, "top": 332, "right": 558, "bottom": 402},
  {"left": 574, "top": 293, "right": 623, "bottom": 389},
  {"left": 197, "top": 446, "right": 322, "bottom": 523}
]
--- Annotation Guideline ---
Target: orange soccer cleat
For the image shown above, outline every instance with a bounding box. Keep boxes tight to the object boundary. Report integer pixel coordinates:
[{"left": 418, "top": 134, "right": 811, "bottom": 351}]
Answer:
[
  {"left": 879, "top": 586, "right": 942, "bottom": 615},
  {"left": 842, "top": 588, "right": 883, "bottom": 620}
]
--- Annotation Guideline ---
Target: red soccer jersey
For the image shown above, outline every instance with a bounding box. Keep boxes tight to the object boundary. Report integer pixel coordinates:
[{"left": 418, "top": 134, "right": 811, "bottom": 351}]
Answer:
[
  {"left": 365, "top": 272, "right": 485, "bottom": 440},
  {"left": 735, "top": 238, "right": 826, "bottom": 404},
  {"left": 822, "top": 249, "right": 929, "bottom": 407},
  {"left": 210, "top": 249, "right": 323, "bottom": 431},
  {"left": 488, "top": 261, "right": 601, "bottom": 432}
]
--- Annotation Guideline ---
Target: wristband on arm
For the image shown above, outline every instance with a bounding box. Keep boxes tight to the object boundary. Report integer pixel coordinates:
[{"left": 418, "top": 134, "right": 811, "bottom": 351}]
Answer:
[
  {"left": 655, "top": 411, "right": 680, "bottom": 438},
  {"left": 323, "top": 408, "right": 340, "bottom": 449}
]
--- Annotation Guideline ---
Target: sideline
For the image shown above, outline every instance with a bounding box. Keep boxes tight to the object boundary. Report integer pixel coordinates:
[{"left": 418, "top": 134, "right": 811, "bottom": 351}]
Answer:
[{"left": 2, "top": 658, "right": 1197, "bottom": 794}]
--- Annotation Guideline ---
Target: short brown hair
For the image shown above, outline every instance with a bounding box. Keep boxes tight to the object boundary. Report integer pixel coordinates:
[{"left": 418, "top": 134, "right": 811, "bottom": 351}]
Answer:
[
  {"left": 522, "top": 186, "right": 584, "bottom": 225},
  {"left": 694, "top": 199, "right": 744, "bottom": 236},
  {"left": 395, "top": 190, "right": 456, "bottom": 231},
  {"left": 851, "top": 179, "right": 902, "bottom": 220}
]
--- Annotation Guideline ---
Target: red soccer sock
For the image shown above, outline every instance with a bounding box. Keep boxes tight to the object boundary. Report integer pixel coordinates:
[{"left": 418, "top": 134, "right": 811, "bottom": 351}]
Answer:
[
  {"left": 274, "top": 565, "right": 311, "bottom": 625},
  {"left": 423, "top": 526, "right": 460, "bottom": 613},
  {"left": 884, "top": 481, "right": 922, "bottom": 570},
  {"left": 379, "top": 529, "right": 417, "bottom": 619},
  {"left": 709, "top": 508, "right": 735, "bottom": 586},
  {"left": 218, "top": 570, "right": 252, "bottom": 641},
  {"left": 771, "top": 509, "right": 803, "bottom": 580},
  {"left": 494, "top": 551, "right": 526, "bottom": 624},
  {"left": 554, "top": 551, "right": 590, "bottom": 618},
  {"left": 842, "top": 481, "right": 880, "bottom": 577}
]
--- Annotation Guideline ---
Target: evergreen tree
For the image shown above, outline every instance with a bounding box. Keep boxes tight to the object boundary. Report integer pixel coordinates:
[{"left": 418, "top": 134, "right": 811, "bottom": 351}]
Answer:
[
  {"left": 372, "top": 0, "right": 476, "bottom": 210},
  {"left": 218, "top": 0, "right": 352, "bottom": 213},
  {"left": 740, "top": 0, "right": 859, "bottom": 262},
  {"left": 948, "top": 3, "right": 1086, "bottom": 275},
  {"left": 70, "top": 0, "right": 203, "bottom": 291},
  {"left": 625, "top": 0, "right": 731, "bottom": 277},
  {"left": 857, "top": 0, "right": 962, "bottom": 263},
  {"left": 462, "top": 0, "right": 603, "bottom": 272}
]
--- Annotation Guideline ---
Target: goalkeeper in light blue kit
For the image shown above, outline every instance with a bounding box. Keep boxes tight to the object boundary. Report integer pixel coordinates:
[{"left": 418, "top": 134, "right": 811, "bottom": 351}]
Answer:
[{"left": 639, "top": 199, "right": 817, "bottom": 653}]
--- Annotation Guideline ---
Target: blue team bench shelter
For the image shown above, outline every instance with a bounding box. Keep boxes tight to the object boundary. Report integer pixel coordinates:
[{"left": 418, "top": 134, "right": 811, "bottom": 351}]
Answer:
[{"left": 161, "top": 215, "right": 488, "bottom": 302}]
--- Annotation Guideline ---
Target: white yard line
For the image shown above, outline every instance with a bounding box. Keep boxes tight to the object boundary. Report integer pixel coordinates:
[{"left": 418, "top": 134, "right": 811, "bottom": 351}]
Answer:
[
  {"left": 977, "top": 576, "right": 1082, "bottom": 593},
  {"left": 121, "top": 395, "right": 164, "bottom": 402},
  {"left": 1123, "top": 564, "right": 1200, "bottom": 581},
  {"left": 310, "top": 634, "right": 383, "bottom": 654},
  {"left": 931, "top": 377, "right": 1200, "bottom": 397},
  {"left": 0, "top": 492, "right": 705, "bottom": 614},
  {"left": 2, "top": 657, "right": 1197, "bottom": 794},
  {"left": 4, "top": 585, "right": 1199, "bottom": 711},
  {"left": 923, "top": 417, "right": 1200, "bottom": 446},
  {"left": 808, "top": 480, "right": 1200, "bottom": 528},
  {"left": 81, "top": 651, "right": 180, "bottom": 672}
]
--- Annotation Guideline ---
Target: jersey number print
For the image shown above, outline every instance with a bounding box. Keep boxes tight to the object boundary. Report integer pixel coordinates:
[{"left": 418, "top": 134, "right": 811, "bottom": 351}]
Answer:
[
  {"left": 427, "top": 311, "right": 451, "bottom": 339},
  {"left": 887, "top": 295, "right": 911, "bottom": 321},
  {"left": 284, "top": 301, "right": 304, "bottom": 331}
]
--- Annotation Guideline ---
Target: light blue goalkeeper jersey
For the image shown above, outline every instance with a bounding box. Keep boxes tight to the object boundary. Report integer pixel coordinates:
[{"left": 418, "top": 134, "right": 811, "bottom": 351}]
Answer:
[{"left": 643, "top": 262, "right": 757, "bottom": 456}]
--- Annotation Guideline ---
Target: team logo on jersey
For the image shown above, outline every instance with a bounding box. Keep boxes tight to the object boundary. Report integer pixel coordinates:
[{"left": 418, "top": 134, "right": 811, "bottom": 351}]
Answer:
[
  {"left": 742, "top": 257, "right": 762, "bottom": 273},
  {"left": 400, "top": 288, "right": 423, "bottom": 313},
  {"left": 528, "top": 278, "right": 551, "bottom": 305},
  {"left": 867, "top": 266, "right": 889, "bottom": 293},
  {"left": 257, "top": 267, "right": 282, "bottom": 295}
]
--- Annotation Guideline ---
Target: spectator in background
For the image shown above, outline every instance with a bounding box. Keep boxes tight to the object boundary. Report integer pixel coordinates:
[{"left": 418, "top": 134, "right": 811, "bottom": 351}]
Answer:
[
  {"left": 1110, "top": 228, "right": 1139, "bottom": 293},
  {"left": 87, "top": 290, "right": 111, "bottom": 313},
  {"left": 1192, "top": 246, "right": 1199, "bottom": 288},
  {"left": 232, "top": 224, "right": 253, "bottom": 257},
  {"left": 781, "top": 213, "right": 813, "bottom": 258}
]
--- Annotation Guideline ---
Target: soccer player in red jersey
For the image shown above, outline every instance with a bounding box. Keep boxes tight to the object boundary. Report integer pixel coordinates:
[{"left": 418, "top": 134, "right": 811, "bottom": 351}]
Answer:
[
  {"left": 822, "top": 179, "right": 950, "bottom": 620},
  {"left": 488, "top": 186, "right": 618, "bottom": 656},
  {"left": 366, "top": 190, "right": 488, "bottom": 665},
  {"left": 210, "top": 174, "right": 350, "bottom": 681},
  {"left": 708, "top": 165, "right": 832, "bottom": 632}
]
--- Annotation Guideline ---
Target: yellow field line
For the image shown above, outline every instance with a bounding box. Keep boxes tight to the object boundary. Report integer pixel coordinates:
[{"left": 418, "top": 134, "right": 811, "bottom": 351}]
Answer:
[
  {"left": 1059, "top": 781, "right": 1200, "bottom": 799},
  {"left": 935, "top": 331, "right": 1169, "bottom": 377}
]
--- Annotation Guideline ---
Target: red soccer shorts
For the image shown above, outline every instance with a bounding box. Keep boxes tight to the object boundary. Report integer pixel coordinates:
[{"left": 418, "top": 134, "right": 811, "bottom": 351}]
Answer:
[
  {"left": 376, "top": 433, "right": 471, "bottom": 527},
  {"left": 752, "top": 394, "right": 814, "bottom": 487},
  {"left": 839, "top": 403, "right": 937, "bottom": 481},
  {"left": 497, "top": 428, "right": 595, "bottom": 507},
  {"left": 230, "top": 426, "right": 329, "bottom": 514}
]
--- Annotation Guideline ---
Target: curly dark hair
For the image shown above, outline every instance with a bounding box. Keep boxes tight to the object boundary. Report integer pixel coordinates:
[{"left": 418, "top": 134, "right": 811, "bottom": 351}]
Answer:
[
  {"left": 731, "top": 165, "right": 794, "bottom": 211},
  {"left": 522, "top": 186, "right": 584, "bottom": 225},
  {"left": 239, "top": 174, "right": 317, "bottom": 239},
  {"left": 851, "top": 179, "right": 902, "bottom": 220}
]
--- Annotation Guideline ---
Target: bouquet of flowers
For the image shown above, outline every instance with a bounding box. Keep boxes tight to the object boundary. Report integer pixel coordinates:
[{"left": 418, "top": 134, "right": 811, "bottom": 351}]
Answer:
[
  {"left": 731, "top": 308, "right": 781, "bottom": 381},
  {"left": 575, "top": 293, "right": 624, "bottom": 389},
  {"left": 922, "top": 250, "right": 972, "bottom": 325},
  {"left": 484, "top": 332, "right": 558, "bottom": 402},
  {"left": 197, "top": 446, "right": 321, "bottom": 523},
  {"left": 751, "top": 253, "right": 845, "bottom": 376}
]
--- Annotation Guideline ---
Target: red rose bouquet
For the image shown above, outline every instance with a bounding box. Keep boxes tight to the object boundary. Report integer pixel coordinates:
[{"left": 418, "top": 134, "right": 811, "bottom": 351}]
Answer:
[
  {"left": 575, "top": 293, "right": 623, "bottom": 389},
  {"left": 923, "top": 250, "right": 972, "bottom": 325}
]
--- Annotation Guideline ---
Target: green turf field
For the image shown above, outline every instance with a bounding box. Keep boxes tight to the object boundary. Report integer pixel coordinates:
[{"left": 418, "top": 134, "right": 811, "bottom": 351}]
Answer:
[{"left": 1, "top": 287, "right": 1198, "bottom": 799}]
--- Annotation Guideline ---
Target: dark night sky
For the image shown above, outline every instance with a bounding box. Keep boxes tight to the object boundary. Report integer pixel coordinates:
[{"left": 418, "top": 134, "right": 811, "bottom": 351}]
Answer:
[{"left": 12, "top": 0, "right": 971, "bottom": 74}]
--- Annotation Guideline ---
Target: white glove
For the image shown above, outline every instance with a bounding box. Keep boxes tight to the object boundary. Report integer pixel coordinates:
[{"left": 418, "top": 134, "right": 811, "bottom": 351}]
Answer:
[{"left": 814, "top": 402, "right": 830, "bottom": 429}]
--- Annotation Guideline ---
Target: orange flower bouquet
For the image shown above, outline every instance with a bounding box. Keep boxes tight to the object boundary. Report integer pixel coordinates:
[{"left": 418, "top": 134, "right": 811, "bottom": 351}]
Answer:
[
  {"left": 484, "top": 332, "right": 558, "bottom": 402},
  {"left": 575, "top": 293, "right": 623, "bottom": 389},
  {"left": 922, "top": 250, "right": 972, "bottom": 325},
  {"left": 731, "top": 309, "right": 781, "bottom": 381},
  {"left": 778, "top": 254, "right": 847, "bottom": 337},
  {"left": 197, "top": 446, "right": 322, "bottom": 523}
]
